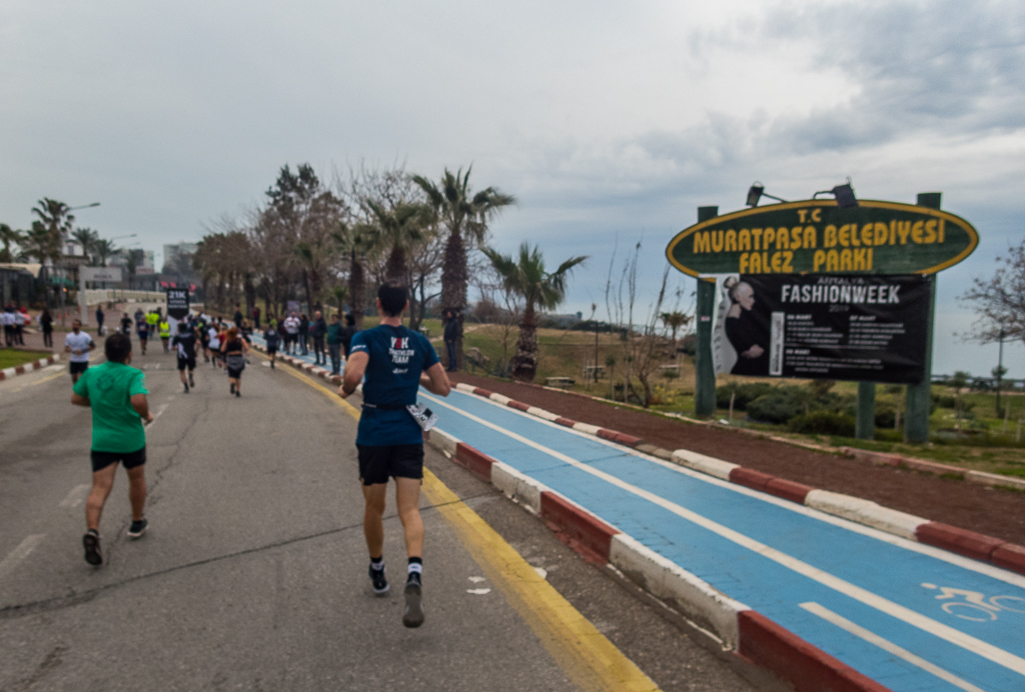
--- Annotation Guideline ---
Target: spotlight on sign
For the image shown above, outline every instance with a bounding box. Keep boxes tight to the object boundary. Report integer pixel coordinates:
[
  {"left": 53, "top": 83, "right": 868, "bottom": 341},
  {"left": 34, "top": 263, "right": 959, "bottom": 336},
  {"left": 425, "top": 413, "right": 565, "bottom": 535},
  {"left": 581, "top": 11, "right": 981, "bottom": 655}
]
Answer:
[
  {"left": 745, "top": 182, "right": 789, "bottom": 207},
  {"left": 814, "top": 178, "right": 859, "bottom": 208}
]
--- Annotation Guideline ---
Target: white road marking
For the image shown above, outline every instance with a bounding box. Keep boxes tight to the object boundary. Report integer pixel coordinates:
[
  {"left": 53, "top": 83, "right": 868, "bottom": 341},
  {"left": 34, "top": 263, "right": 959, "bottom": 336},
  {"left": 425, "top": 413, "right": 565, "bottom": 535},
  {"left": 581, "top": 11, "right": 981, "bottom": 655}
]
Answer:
[
  {"left": 468, "top": 576, "right": 486, "bottom": 583},
  {"left": 58, "top": 484, "right": 90, "bottom": 509},
  {"left": 800, "top": 602, "right": 986, "bottom": 692},
  {"left": 0, "top": 534, "right": 46, "bottom": 580},
  {"left": 534, "top": 567, "right": 548, "bottom": 579},
  {"left": 424, "top": 393, "right": 1025, "bottom": 677},
  {"left": 467, "top": 588, "right": 492, "bottom": 595}
]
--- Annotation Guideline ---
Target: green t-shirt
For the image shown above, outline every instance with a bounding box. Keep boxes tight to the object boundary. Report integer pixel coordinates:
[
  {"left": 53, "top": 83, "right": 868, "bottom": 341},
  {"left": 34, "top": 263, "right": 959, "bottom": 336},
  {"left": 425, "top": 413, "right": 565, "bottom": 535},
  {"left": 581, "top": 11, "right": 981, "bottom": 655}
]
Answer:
[{"left": 73, "top": 361, "right": 149, "bottom": 453}]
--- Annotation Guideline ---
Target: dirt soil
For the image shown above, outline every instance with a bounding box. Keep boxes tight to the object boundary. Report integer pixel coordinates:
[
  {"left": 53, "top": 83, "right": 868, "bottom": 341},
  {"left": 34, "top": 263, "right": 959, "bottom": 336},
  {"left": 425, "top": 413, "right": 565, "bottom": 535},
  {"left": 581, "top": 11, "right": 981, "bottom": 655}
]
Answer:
[{"left": 452, "top": 373, "right": 1025, "bottom": 546}]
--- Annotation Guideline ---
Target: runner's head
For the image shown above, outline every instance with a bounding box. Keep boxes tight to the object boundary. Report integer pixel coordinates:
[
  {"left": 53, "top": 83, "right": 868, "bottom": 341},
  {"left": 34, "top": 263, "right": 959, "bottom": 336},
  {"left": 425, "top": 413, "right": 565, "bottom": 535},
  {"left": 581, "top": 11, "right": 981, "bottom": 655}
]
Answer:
[
  {"left": 331, "top": 313, "right": 339, "bottom": 322},
  {"left": 226, "top": 327, "right": 238, "bottom": 341},
  {"left": 377, "top": 280, "right": 408, "bottom": 317},
  {"left": 71, "top": 319, "right": 81, "bottom": 333},
  {"left": 105, "top": 333, "right": 132, "bottom": 363},
  {"left": 345, "top": 313, "right": 355, "bottom": 326}
]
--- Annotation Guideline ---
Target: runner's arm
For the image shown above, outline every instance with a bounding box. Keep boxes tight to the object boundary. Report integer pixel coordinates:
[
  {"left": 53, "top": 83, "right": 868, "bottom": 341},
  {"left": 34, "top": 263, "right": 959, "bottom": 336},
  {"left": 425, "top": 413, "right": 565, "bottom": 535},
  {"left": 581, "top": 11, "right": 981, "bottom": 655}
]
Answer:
[
  {"left": 131, "top": 393, "right": 155, "bottom": 423},
  {"left": 71, "top": 393, "right": 90, "bottom": 407},
  {"left": 420, "top": 363, "right": 451, "bottom": 396},
  {"left": 338, "top": 351, "right": 368, "bottom": 398}
]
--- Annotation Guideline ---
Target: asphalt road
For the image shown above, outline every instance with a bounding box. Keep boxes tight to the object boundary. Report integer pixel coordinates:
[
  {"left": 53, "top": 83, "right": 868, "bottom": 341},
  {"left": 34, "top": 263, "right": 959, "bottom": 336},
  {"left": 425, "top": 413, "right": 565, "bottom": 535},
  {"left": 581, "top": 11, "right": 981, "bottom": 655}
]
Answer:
[{"left": 0, "top": 342, "right": 757, "bottom": 691}]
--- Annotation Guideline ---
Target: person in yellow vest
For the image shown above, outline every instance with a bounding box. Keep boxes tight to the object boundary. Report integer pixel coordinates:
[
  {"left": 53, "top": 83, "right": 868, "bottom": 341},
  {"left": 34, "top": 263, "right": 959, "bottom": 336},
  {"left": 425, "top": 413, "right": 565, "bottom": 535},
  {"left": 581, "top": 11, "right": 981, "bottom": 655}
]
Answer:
[
  {"left": 159, "top": 317, "right": 171, "bottom": 353},
  {"left": 146, "top": 308, "right": 160, "bottom": 339}
]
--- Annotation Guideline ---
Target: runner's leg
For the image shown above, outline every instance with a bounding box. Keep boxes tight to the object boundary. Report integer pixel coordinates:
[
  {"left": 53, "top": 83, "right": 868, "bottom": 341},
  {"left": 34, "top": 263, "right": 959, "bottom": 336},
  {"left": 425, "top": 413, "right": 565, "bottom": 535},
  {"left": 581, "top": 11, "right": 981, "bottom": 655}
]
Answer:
[
  {"left": 395, "top": 477, "right": 424, "bottom": 558},
  {"left": 86, "top": 463, "right": 118, "bottom": 531},
  {"left": 361, "top": 483, "right": 388, "bottom": 558},
  {"left": 126, "top": 464, "right": 146, "bottom": 522}
]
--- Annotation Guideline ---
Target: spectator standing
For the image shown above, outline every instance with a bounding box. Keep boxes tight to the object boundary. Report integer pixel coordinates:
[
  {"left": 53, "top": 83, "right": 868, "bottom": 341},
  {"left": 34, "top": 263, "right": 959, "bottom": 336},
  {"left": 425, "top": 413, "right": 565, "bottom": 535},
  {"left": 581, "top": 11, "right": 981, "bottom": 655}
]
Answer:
[
  {"left": 95, "top": 305, "right": 105, "bottom": 336},
  {"left": 1, "top": 307, "right": 13, "bottom": 347},
  {"left": 13, "top": 308, "right": 26, "bottom": 345},
  {"left": 283, "top": 312, "right": 300, "bottom": 354},
  {"left": 442, "top": 309, "right": 460, "bottom": 372},
  {"left": 311, "top": 311, "right": 327, "bottom": 366},
  {"left": 298, "top": 313, "right": 310, "bottom": 355},
  {"left": 234, "top": 304, "right": 244, "bottom": 328},
  {"left": 39, "top": 308, "right": 54, "bottom": 348},
  {"left": 326, "top": 313, "right": 342, "bottom": 375},
  {"left": 252, "top": 305, "right": 261, "bottom": 329},
  {"left": 340, "top": 313, "right": 357, "bottom": 358},
  {"left": 120, "top": 312, "right": 133, "bottom": 336}
]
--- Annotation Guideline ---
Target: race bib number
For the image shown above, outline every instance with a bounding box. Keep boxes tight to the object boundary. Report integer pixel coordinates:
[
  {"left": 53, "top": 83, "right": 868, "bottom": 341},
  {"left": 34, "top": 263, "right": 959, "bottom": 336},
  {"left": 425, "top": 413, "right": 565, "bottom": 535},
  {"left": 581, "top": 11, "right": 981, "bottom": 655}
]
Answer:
[{"left": 407, "top": 403, "right": 438, "bottom": 431}]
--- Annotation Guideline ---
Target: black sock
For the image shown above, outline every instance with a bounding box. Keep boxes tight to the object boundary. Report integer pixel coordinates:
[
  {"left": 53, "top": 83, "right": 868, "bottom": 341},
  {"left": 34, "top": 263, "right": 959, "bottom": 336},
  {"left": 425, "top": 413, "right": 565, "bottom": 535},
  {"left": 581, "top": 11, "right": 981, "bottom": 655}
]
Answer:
[
  {"left": 407, "top": 556, "right": 422, "bottom": 578},
  {"left": 370, "top": 556, "right": 384, "bottom": 570}
]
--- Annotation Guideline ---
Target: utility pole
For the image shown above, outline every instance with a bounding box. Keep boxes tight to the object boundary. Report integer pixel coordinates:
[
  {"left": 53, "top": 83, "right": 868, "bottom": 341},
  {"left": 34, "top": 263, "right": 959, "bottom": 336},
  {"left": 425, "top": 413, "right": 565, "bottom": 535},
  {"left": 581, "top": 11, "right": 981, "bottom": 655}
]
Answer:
[{"left": 996, "top": 326, "right": 1005, "bottom": 416}]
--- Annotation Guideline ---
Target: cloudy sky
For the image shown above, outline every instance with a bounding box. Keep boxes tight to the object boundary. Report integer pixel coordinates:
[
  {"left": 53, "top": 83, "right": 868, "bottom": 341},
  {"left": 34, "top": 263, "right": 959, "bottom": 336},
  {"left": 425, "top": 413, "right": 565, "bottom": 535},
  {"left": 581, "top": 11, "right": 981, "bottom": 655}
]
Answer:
[{"left": 2, "top": 0, "right": 1023, "bottom": 375}]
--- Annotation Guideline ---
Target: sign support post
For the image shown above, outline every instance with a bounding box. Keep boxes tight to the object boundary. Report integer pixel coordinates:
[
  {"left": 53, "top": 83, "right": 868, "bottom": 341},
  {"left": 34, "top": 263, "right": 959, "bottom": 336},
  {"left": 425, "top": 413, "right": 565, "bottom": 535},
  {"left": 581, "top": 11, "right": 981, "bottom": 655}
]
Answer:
[
  {"left": 904, "top": 193, "right": 941, "bottom": 443},
  {"left": 694, "top": 206, "right": 718, "bottom": 417},
  {"left": 856, "top": 382, "right": 876, "bottom": 439}
]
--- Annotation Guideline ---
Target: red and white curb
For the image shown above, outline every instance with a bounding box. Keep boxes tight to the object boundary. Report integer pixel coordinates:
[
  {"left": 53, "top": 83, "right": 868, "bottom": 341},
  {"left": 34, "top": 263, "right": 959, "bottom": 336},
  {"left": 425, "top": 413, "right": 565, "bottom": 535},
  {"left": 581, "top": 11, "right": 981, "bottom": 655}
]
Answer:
[
  {"left": 451, "top": 382, "right": 1025, "bottom": 578},
  {"left": 426, "top": 424, "right": 889, "bottom": 692},
  {"left": 0, "top": 353, "right": 59, "bottom": 381}
]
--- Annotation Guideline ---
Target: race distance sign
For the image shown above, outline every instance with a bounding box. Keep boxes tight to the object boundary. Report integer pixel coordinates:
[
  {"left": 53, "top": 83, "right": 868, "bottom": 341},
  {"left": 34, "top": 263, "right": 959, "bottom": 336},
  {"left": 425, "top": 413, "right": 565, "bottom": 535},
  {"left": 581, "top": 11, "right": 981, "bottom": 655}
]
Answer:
[
  {"left": 666, "top": 199, "right": 978, "bottom": 277},
  {"left": 711, "top": 274, "right": 930, "bottom": 384}
]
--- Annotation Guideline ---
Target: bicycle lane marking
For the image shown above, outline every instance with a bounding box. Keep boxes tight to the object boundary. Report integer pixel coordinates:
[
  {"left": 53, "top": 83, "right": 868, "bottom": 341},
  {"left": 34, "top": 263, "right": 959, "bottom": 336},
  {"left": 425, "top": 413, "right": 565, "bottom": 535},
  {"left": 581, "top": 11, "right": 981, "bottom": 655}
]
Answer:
[
  {"left": 422, "top": 390, "right": 1025, "bottom": 688},
  {"left": 271, "top": 361, "right": 661, "bottom": 692}
]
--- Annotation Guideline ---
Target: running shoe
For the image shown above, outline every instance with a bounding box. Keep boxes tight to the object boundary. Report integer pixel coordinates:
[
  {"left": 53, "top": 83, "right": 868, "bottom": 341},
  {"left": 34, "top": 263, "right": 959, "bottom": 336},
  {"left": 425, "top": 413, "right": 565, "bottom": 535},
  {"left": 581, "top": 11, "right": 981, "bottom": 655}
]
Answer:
[
  {"left": 235, "top": 390, "right": 241, "bottom": 398},
  {"left": 230, "top": 383, "right": 235, "bottom": 395},
  {"left": 83, "top": 530, "right": 102, "bottom": 565},
  {"left": 270, "top": 362, "right": 275, "bottom": 369},
  {"left": 188, "top": 373, "right": 195, "bottom": 387},
  {"left": 369, "top": 564, "right": 389, "bottom": 595},
  {"left": 127, "top": 518, "right": 148, "bottom": 538},
  {"left": 184, "top": 382, "right": 189, "bottom": 393},
  {"left": 403, "top": 573, "right": 424, "bottom": 628}
]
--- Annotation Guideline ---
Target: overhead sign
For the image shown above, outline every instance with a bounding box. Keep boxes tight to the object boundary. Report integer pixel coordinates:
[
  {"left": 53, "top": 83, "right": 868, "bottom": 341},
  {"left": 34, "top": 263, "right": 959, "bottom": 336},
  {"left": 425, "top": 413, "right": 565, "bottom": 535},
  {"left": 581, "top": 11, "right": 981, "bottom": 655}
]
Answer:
[
  {"left": 711, "top": 274, "right": 930, "bottom": 384},
  {"left": 166, "top": 288, "right": 190, "bottom": 320},
  {"left": 80, "top": 266, "right": 123, "bottom": 282},
  {"left": 666, "top": 200, "right": 978, "bottom": 277}
]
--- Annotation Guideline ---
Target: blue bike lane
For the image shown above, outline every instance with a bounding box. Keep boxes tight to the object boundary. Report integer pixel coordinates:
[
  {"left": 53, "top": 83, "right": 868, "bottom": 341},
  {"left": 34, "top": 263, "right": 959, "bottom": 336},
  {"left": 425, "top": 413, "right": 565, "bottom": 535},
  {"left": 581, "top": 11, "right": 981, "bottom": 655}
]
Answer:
[{"left": 259, "top": 338, "right": 1025, "bottom": 691}]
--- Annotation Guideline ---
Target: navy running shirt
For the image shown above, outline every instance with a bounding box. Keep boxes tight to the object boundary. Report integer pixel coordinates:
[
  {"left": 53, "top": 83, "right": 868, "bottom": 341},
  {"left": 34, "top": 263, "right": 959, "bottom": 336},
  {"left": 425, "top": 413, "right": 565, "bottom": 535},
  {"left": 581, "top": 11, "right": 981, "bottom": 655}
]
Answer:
[{"left": 350, "top": 324, "right": 440, "bottom": 446}]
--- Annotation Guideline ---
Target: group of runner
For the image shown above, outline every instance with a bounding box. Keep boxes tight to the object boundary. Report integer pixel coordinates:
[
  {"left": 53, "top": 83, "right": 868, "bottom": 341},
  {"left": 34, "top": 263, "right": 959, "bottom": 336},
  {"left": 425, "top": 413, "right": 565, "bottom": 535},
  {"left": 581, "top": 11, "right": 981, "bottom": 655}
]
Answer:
[{"left": 71, "top": 282, "right": 445, "bottom": 628}]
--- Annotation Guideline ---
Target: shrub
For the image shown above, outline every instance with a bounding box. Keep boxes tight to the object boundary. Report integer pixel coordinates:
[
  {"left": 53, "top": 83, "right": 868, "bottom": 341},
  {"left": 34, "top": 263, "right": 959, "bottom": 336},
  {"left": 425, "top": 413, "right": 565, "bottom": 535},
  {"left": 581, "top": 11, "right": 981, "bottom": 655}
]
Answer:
[
  {"left": 716, "top": 382, "right": 776, "bottom": 410},
  {"left": 874, "top": 402, "right": 897, "bottom": 429},
  {"left": 746, "top": 387, "right": 808, "bottom": 424},
  {"left": 788, "top": 411, "right": 856, "bottom": 437}
]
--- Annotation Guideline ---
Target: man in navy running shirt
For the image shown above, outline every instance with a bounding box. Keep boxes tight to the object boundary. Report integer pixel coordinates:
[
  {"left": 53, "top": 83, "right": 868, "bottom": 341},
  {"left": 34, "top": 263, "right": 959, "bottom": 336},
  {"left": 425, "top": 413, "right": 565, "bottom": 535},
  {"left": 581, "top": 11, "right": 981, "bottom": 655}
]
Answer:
[{"left": 338, "top": 280, "right": 450, "bottom": 628}]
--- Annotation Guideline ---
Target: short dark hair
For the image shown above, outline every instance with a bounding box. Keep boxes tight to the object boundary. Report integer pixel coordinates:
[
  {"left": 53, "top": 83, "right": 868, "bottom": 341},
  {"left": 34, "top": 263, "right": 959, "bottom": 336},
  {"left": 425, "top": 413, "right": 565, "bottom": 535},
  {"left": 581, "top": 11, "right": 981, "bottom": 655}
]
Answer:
[
  {"left": 105, "top": 333, "right": 132, "bottom": 362},
  {"left": 345, "top": 313, "right": 355, "bottom": 326},
  {"left": 377, "top": 280, "right": 408, "bottom": 317}
]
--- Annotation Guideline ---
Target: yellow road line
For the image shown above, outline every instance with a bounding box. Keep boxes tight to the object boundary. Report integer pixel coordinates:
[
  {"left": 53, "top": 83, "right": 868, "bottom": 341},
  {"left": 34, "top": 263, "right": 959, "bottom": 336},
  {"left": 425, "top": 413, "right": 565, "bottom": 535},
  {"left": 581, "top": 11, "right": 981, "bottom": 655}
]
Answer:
[{"left": 277, "top": 354, "right": 660, "bottom": 692}]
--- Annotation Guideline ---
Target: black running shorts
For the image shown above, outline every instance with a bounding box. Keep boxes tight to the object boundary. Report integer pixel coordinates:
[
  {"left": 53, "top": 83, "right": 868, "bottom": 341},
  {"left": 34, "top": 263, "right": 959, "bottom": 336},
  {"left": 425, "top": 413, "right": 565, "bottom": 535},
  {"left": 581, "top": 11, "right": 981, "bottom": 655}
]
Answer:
[
  {"left": 227, "top": 366, "right": 243, "bottom": 378},
  {"left": 266, "top": 346, "right": 277, "bottom": 355},
  {"left": 69, "top": 361, "right": 89, "bottom": 375},
  {"left": 177, "top": 355, "right": 196, "bottom": 371},
  {"left": 357, "top": 444, "right": 424, "bottom": 486},
  {"left": 91, "top": 446, "right": 146, "bottom": 472}
]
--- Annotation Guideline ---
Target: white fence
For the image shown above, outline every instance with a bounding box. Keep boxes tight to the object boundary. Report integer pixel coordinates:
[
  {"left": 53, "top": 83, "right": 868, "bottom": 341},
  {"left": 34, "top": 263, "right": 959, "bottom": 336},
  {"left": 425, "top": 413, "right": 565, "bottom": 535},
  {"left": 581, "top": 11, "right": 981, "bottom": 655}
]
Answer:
[{"left": 83, "top": 289, "right": 170, "bottom": 304}]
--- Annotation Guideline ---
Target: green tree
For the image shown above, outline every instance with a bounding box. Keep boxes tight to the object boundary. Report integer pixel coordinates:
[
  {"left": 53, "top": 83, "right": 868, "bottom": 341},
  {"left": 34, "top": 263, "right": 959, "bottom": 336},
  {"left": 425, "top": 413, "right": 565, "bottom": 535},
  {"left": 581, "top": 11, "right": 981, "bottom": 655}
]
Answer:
[
  {"left": 124, "top": 248, "right": 146, "bottom": 288},
  {"left": 482, "top": 242, "right": 586, "bottom": 382},
  {"left": 22, "top": 221, "right": 58, "bottom": 264},
  {"left": 32, "top": 198, "right": 75, "bottom": 253},
  {"left": 0, "top": 224, "right": 24, "bottom": 263},
  {"left": 365, "top": 200, "right": 433, "bottom": 281},
  {"left": 72, "top": 228, "right": 98, "bottom": 263},
  {"left": 332, "top": 221, "right": 377, "bottom": 329},
  {"left": 93, "top": 238, "right": 120, "bottom": 267},
  {"left": 659, "top": 311, "right": 690, "bottom": 355},
  {"left": 413, "top": 167, "right": 515, "bottom": 368},
  {"left": 959, "top": 239, "right": 1025, "bottom": 345}
]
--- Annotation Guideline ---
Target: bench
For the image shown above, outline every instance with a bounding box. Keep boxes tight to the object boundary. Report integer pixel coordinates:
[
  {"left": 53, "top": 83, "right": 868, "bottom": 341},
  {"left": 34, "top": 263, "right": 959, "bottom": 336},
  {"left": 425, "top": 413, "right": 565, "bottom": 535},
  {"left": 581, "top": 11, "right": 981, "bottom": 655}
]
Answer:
[
  {"left": 582, "top": 365, "right": 605, "bottom": 379},
  {"left": 545, "top": 376, "right": 576, "bottom": 389}
]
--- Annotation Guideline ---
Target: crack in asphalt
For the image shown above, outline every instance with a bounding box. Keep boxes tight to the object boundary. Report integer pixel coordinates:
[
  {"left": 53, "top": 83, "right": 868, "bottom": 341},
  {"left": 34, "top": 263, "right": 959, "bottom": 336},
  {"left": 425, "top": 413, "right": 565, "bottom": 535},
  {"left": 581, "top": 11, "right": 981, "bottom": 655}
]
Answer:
[{"left": 0, "top": 493, "right": 490, "bottom": 621}]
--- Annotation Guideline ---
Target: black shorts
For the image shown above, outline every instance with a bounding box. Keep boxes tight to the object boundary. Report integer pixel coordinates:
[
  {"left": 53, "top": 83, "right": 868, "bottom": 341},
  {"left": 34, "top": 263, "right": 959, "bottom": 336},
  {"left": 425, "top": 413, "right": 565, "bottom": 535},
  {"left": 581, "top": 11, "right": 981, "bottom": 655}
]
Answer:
[
  {"left": 357, "top": 444, "right": 424, "bottom": 485},
  {"left": 177, "top": 355, "right": 196, "bottom": 371},
  {"left": 138, "top": 331, "right": 148, "bottom": 341},
  {"left": 266, "top": 346, "right": 277, "bottom": 355},
  {"left": 69, "top": 361, "right": 89, "bottom": 375},
  {"left": 227, "top": 366, "right": 244, "bottom": 378},
  {"left": 91, "top": 446, "right": 146, "bottom": 472}
]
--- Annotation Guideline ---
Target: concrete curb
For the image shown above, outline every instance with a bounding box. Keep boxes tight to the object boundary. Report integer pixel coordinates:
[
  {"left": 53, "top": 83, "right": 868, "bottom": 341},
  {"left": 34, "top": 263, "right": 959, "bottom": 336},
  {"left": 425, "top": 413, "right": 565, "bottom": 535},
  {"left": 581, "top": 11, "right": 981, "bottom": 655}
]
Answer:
[
  {"left": 451, "top": 383, "right": 1025, "bottom": 577},
  {"left": 0, "top": 353, "right": 59, "bottom": 381},
  {"left": 423, "top": 425, "right": 894, "bottom": 692}
]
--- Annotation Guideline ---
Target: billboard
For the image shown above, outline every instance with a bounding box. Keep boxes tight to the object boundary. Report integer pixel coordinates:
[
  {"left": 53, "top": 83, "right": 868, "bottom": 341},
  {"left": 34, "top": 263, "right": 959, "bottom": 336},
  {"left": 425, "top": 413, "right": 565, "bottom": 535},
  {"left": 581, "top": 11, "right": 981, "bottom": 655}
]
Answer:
[
  {"left": 166, "top": 288, "right": 190, "bottom": 320},
  {"left": 667, "top": 199, "right": 978, "bottom": 277},
  {"left": 711, "top": 274, "right": 931, "bottom": 384}
]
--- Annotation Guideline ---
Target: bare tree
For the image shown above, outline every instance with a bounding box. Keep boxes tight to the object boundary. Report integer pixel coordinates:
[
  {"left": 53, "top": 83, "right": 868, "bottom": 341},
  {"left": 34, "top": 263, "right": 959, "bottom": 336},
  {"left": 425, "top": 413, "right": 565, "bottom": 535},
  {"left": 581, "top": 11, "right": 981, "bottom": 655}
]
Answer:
[{"left": 959, "top": 239, "right": 1025, "bottom": 346}]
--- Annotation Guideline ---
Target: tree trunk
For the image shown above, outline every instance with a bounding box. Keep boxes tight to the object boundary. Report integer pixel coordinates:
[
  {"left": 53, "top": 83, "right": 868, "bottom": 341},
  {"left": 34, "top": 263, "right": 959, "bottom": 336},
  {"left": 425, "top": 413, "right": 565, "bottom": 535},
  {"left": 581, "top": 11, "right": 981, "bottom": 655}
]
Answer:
[
  {"left": 385, "top": 247, "right": 406, "bottom": 282},
  {"left": 511, "top": 302, "right": 538, "bottom": 382},
  {"left": 349, "top": 252, "right": 365, "bottom": 330},
  {"left": 302, "top": 268, "right": 313, "bottom": 315},
  {"left": 440, "top": 230, "right": 467, "bottom": 369},
  {"left": 244, "top": 276, "right": 256, "bottom": 317}
]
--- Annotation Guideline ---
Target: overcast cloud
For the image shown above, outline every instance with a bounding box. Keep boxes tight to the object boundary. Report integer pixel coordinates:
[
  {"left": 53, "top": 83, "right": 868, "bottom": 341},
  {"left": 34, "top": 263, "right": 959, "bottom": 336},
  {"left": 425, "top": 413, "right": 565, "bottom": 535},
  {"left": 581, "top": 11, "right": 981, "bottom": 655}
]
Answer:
[{"left": 2, "top": 0, "right": 1023, "bottom": 375}]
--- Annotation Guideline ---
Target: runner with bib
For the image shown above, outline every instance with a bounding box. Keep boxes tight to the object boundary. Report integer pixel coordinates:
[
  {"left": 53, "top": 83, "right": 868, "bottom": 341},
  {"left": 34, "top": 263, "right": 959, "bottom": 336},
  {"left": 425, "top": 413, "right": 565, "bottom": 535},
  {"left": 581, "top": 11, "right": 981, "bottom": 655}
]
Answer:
[
  {"left": 338, "top": 280, "right": 451, "bottom": 628},
  {"left": 221, "top": 326, "right": 249, "bottom": 397}
]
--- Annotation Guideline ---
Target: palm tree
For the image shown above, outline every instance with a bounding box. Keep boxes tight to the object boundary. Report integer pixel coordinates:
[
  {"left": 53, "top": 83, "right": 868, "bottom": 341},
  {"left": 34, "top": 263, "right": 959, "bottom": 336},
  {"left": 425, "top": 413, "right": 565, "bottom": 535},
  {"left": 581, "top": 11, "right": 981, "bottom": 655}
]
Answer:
[
  {"left": 365, "top": 200, "right": 433, "bottom": 281},
  {"left": 659, "top": 311, "right": 690, "bottom": 357},
  {"left": 93, "top": 238, "right": 120, "bottom": 267},
  {"left": 72, "top": 228, "right": 98, "bottom": 263},
  {"left": 482, "top": 243, "right": 586, "bottom": 382},
  {"left": 0, "top": 224, "right": 24, "bottom": 263},
  {"left": 32, "top": 198, "right": 75, "bottom": 250},
  {"left": 412, "top": 167, "right": 515, "bottom": 368},
  {"left": 332, "top": 221, "right": 377, "bottom": 329},
  {"left": 124, "top": 248, "right": 146, "bottom": 288}
]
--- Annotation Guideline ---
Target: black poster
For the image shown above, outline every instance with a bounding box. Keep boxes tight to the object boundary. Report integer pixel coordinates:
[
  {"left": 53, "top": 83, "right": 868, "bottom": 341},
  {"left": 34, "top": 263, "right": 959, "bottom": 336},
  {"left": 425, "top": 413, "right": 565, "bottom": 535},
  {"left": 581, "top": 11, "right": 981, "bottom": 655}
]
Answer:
[
  {"left": 166, "top": 288, "right": 190, "bottom": 320},
  {"left": 712, "top": 274, "right": 931, "bottom": 384}
]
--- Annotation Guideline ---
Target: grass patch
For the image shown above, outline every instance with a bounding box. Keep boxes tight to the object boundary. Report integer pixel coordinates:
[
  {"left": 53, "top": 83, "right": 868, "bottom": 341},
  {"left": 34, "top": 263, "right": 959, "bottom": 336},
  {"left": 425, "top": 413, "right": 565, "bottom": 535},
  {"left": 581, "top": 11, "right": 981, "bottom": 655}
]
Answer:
[{"left": 0, "top": 349, "right": 51, "bottom": 370}]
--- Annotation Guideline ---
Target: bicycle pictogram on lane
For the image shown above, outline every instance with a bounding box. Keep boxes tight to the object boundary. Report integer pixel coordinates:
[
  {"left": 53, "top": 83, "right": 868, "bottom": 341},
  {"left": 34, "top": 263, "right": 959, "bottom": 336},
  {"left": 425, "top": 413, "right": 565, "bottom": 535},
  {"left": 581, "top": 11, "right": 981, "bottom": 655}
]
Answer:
[{"left": 922, "top": 583, "right": 1025, "bottom": 622}]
